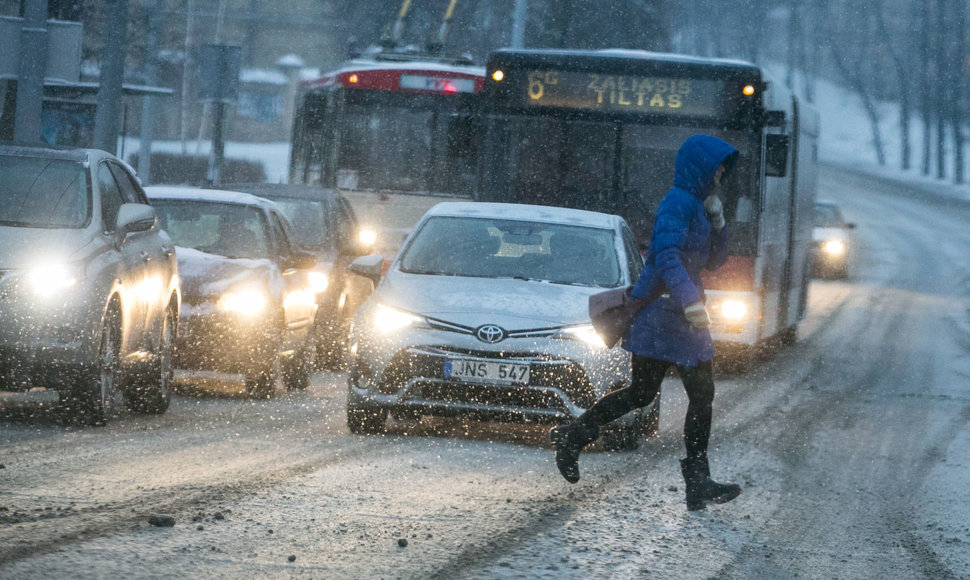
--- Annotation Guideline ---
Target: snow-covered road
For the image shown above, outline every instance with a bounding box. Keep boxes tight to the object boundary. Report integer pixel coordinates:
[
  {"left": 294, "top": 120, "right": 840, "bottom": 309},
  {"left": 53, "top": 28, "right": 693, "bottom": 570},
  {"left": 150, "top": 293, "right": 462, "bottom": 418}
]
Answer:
[{"left": 2, "top": 164, "right": 970, "bottom": 579}]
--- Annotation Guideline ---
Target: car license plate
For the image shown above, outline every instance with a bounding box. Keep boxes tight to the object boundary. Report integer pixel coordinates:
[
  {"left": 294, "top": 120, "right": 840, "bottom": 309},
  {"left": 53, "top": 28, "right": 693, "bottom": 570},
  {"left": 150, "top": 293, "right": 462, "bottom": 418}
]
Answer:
[{"left": 444, "top": 359, "right": 530, "bottom": 384}]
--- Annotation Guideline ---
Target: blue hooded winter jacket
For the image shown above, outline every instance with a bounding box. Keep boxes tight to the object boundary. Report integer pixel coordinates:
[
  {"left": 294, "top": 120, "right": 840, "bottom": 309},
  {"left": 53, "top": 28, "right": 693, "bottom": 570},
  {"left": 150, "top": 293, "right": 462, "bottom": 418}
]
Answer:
[{"left": 624, "top": 134, "right": 739, "bottom": 366}]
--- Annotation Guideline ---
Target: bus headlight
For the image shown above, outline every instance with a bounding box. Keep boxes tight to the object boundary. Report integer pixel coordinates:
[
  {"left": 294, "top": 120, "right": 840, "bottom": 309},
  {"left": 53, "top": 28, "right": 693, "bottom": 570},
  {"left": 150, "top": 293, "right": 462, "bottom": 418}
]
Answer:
[
  {"left": 823, "top": 240, "right": 845, "bottom": 256},
  {"left": 719, "top": 300, "right": 748, "bottom": 321}
]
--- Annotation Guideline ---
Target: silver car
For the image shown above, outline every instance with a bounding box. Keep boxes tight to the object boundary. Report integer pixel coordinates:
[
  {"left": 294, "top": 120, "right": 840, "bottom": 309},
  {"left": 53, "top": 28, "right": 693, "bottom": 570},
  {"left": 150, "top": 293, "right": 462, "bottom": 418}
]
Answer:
[
  {"left": 146, "top": 187, "right": 319, "bottom": 399},
  {"left": 345, "top": 202, "right": 657, "bottom": 450},
  {"left": 0, "top": 144, "right": 180, "bottom": 425}
]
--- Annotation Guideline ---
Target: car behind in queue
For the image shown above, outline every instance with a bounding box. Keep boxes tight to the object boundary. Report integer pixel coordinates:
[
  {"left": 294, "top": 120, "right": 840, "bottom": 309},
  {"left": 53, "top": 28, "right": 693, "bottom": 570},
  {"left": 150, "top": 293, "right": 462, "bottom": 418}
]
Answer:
[
  {"left": 0, "top": 144, "right": 180, "bottom": 425},
  {"left": 222, "top": 183, "right": 376, "bottom": 369},
  {"left": 812, "top": 199, "right": 855, "bottom": 279},
  {"left": 146, "top": 187, "right": 317, "bottom": 398},
  {"left": 345, "top": 202, "right": 656, "bottom": 450}
]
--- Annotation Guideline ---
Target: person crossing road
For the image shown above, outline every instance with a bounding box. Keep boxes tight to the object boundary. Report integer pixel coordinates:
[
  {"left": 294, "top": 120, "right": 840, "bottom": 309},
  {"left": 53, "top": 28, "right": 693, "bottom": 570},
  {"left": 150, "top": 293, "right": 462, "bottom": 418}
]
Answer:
[{"left": 551, "top": 134, "right": 742, "bottom": 511}]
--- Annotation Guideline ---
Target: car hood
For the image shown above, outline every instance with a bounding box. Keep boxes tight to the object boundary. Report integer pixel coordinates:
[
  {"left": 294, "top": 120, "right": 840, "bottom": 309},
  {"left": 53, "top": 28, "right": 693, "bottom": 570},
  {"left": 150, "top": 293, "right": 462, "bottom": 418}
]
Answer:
[
  {"left": 813, "top": 226, "right": 849, "bottom": 243},
  {"left": 0, "top": 226, "right": 94, "bottom": 269},
  {"left": 376, "top": 271, "right": 609, "bottom": 328},
  {"left": 176, "top": 247, "right": 277, "bottom": 299}
]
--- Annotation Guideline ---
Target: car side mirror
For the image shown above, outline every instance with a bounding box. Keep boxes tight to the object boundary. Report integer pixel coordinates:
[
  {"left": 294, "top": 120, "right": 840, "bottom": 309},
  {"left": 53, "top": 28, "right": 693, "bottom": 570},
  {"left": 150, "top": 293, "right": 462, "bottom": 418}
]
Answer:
[
  {"left": 116, "top": 203, "right": 156, "bottom": 236},
  {"left": 765, "top": 134, "right": 790, "bottom": 177},
  {"left": 349, "top": 254, "right": 384, "bottom": 285},
  {"left": 284, "top": 251, "right": 317, "bottom": 270}
]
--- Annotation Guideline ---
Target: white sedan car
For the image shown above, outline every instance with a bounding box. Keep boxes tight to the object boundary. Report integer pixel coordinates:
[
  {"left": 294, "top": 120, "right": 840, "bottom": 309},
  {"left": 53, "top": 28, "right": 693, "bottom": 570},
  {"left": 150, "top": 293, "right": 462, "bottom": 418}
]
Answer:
[{"left": 344, "top": 202, "right": 657, "bottom": 450}]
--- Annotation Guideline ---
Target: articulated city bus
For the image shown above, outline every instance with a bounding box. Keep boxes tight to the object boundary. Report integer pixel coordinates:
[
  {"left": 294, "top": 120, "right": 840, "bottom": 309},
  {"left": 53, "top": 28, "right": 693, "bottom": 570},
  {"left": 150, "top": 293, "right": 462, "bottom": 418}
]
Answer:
[
  {"left": 477, "top": 48, "right": 818, "bottom": 356},
  {"left": 289, "top": 50, "right": 485, "bottom": 260}
]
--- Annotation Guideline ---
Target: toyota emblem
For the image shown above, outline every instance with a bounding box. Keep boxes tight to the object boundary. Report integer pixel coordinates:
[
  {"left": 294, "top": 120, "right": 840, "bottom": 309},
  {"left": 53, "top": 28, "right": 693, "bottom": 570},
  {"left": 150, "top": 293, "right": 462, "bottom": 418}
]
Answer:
[{"left": 475, "top": 324, "right": 506, "bottom": 343}]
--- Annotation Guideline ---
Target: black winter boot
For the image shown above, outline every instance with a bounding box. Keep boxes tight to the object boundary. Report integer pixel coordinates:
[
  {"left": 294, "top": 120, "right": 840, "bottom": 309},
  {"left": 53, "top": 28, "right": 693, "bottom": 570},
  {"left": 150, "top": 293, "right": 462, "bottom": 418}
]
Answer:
[
  {"left": 680, "top": 456, "right": 742, "bottom": 511},
  {"left": 550, "top": 421, "right": 600, "bottom": 483}
]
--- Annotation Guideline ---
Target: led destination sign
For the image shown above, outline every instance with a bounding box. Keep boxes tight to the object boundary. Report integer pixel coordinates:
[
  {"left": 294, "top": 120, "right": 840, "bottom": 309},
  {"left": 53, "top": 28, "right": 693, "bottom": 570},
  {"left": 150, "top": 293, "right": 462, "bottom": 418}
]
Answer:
[{"left": 523, "top": 69, "right": 730, "bottom": 116}]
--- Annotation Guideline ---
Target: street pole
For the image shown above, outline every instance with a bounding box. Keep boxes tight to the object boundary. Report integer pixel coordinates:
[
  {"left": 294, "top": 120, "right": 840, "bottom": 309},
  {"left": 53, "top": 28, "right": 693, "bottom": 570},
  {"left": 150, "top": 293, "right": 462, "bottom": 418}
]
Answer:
[
  {"left": 93, "top": 0, "right": 129, "bottom": 154},
  {"left": 511, "top": 0, "right": 527, "bottom": 48},
  {"left": 14, "top": 0, "right": 49, "bottom": 143},
  {"left": 138, "top": 0, "right": 163, "bottom": 183},
  {"left": 206, "top": 102, "right": 225, "bottom": 186}
]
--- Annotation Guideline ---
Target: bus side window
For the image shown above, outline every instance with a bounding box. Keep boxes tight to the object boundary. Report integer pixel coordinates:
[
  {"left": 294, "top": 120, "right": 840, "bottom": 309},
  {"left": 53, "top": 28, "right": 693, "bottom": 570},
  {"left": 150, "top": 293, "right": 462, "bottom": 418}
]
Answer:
[{"left": 765, "top": 134, "right": 790, "bottom": 177}]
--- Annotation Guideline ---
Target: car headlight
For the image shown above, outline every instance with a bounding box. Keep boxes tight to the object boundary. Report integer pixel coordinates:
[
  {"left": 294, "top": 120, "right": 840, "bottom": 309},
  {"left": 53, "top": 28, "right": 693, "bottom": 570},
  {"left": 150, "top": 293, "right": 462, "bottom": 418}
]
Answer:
[
  {"left": 307, "top": 271, "right": 329, "bottom": 293},
  {"left": 218, "top": 289, "right": 267, "bottom": 315},
  {"left": 372, "top": 303, "right": 422, "bottom": 334},
  {"left": 284, "top": 288, "right": 316, "bottom": 309},
  {"left": 720, "top": 300, "right": 748, "bottom": 320},
  {"left": 28, "top": 263, "right": 81, "bottom": 297},
  {"left": 564, "top": 324, "right": 607, "bottom": 348},
  {"left": 358, "top": 228, "right": 377, "bottom": 246},
  {"left": 823, "top": 240, "right": 845, "bottom": 255}
]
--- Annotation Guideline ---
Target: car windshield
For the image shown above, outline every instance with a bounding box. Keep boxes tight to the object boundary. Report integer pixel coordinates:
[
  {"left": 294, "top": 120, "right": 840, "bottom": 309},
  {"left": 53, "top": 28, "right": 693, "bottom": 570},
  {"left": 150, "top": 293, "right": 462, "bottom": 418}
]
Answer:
[
  {"left": 0, "top": 156, "right": 89, "bottom": 228},
  {"left": 815, "top": 203, "right": 844, "bottom": 227},
  {"left": 152, "top": 200, "right": 271, "bottom": 259},
  {"left": 265, "top": 198, "right": 327, "bottom": 248},
  {"left": 399, "top": 216, "right": 622, "bottom": 287}
]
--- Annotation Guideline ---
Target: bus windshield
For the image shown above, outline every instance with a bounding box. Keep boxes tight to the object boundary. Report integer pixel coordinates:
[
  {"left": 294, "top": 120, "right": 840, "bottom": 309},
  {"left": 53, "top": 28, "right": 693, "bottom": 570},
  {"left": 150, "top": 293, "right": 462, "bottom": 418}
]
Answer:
[
  {"left": 486, "top": 118, "right": 758, "bottom": 255},
  {"left": 312, "top": 91, "right": 478, "bottom": 196}
]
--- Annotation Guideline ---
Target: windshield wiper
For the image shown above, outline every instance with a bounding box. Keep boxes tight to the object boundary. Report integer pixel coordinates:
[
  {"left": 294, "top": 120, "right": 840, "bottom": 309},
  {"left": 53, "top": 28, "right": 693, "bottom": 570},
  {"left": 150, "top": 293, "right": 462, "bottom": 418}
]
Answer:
[{"left": 399, "top": 267, "right": 445, "bottom": 275}]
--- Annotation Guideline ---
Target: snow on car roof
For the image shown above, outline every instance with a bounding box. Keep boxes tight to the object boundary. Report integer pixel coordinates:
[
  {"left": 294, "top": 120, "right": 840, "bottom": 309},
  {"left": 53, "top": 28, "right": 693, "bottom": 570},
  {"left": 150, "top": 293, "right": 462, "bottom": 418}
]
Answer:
[
  {"left": 424, "top": 202, "right": 621, "bottom": 229},
  {"left": 145, "top": 185, "right": 277, "bottom": 209}
]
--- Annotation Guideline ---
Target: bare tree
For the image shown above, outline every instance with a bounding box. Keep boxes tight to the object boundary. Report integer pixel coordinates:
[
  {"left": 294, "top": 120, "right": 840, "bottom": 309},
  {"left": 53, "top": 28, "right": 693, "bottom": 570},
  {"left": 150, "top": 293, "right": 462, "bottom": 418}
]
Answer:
[
  {"left": 954, "top": 0, "right": 966, "bottom": 183},
  {"left": 876, "top": 6, "right": 912, "bottom": 171},
  {"left": 936, "top": 0, "right": 947, "bottom": 179},
  {"left": 920, "top": 0, "right": 933, "bottom": 175},
  {"left": 826, "top": 0, "right": 886, "bottom": 165}
]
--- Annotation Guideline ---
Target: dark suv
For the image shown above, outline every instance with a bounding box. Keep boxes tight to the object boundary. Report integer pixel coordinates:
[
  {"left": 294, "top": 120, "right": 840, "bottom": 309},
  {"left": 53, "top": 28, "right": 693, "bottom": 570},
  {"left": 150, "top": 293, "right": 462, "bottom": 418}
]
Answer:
[{"left": 0, "top": 144, "right": 180, "bottom": 425}]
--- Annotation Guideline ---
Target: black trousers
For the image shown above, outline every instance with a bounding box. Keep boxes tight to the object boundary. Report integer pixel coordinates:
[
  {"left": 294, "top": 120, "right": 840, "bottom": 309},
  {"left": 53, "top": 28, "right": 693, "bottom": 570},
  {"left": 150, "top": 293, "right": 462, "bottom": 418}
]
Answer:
[{"left": 582, "top": 355, "right": 715, "bottom": 460}]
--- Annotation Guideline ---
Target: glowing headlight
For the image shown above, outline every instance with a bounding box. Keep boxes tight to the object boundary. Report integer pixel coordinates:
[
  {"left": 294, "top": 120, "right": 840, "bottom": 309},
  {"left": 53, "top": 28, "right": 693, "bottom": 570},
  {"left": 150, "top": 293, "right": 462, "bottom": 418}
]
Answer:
[
  {"left": 307, "top": 271, "right": 329, "bottom": 293},
  {"left": 29, "top": 263, "right": 79, "bottom": 297},
  {"left": 372, "top": 303, "right": 422, "bottom": 334},
  {"left": 720, "top": 300, "right": 748, "bottom": 320},
  {"left": 218, "top": 289, "right": 267, "bottom": 315},
  {"left": 358, "top": 228, "right": 377, "bottom": 246},
  {"left": 823, "top": 240, "right": 845, "bottom": 255},
  {"left": 564, "top": 324, "right": 607, "bottom": 348},
  {"left": 284, "top": 288, "right": 316, "bottom": 309}
]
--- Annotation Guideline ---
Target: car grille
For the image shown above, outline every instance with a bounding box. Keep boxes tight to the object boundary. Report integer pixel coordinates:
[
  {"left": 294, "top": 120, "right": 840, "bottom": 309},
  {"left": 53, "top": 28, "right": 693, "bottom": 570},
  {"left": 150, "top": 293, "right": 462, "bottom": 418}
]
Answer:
[{"left": 377, "top": 345, "right": 597, "bottom": 409}]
